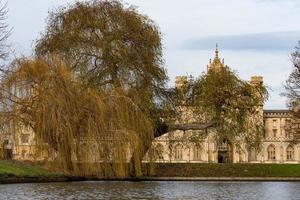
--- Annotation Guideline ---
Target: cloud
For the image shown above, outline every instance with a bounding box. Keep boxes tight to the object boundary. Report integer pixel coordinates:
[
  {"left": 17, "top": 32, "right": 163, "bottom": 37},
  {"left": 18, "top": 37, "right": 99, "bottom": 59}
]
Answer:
[{"left": 182, "top": 31, "right": 300, "bottom": 51}]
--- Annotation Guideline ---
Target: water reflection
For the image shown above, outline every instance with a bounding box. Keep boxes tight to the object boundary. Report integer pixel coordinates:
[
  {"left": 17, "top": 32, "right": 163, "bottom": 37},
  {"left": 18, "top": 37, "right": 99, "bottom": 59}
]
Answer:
[{"left": 0, "top": 181, "right": 300, "bottom": 200}]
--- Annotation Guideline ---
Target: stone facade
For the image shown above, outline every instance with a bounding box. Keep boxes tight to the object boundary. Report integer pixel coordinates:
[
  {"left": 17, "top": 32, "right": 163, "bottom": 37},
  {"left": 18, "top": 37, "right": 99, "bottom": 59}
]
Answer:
[
  {"left": 1, "top": 124, "right": 37, "bottom": 161},
  {"left": 147, "top": 47, "right": 298, "bottom": 164},
  {"left": 148, "top": 110, "right": 297, "bottom": 164}
]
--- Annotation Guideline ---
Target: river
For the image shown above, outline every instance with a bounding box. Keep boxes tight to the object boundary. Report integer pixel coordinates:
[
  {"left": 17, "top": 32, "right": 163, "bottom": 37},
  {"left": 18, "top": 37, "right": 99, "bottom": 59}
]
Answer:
[{"left": 1, "top": 181, "right": 300, "bottom": 199}]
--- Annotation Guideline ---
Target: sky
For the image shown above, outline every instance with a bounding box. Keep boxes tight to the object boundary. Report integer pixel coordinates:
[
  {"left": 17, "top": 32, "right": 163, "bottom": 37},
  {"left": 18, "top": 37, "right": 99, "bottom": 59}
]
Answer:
[{"left": 7, "top": 0, "right": 300, "bottom": 109}]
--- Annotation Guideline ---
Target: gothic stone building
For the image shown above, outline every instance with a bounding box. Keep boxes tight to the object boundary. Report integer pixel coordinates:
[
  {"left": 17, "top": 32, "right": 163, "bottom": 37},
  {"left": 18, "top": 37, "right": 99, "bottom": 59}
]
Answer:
[
  {"left": 2, "top": 47, "right": 298, "bottom": 164},
  {"left": 147, "top": 47, "right": 298, "bottom": 164}
]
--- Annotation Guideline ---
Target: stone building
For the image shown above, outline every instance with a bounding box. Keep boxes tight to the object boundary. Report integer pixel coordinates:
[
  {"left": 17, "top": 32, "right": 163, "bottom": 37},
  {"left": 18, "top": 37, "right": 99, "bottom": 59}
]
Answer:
[
  {"left": 2, "top": 46, "right": 298, "bottom": 164},
  {"left": 0, "top": 124, "right": 37, "bottom": 161},
  {"left": 147, "top": 47, "right": 298, "bottom": 164}
]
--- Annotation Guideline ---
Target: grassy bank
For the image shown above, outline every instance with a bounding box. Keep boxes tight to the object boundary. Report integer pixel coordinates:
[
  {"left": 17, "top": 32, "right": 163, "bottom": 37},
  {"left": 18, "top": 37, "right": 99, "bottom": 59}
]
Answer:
[
  {"left": 2, "top": 161, "right": 300, "bottom": 182},
  {"left": 0, "top": 160, "right": 61, "bottom": 178},
  {"left": 148, "top": 163, "right": 300, "bottom": 177}
]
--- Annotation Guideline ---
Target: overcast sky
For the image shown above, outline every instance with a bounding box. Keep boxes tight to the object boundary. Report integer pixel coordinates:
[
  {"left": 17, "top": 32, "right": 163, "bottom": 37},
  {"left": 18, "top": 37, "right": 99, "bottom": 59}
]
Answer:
[{"left": 7, "top": 0, "right": 300, "bottom": 109}]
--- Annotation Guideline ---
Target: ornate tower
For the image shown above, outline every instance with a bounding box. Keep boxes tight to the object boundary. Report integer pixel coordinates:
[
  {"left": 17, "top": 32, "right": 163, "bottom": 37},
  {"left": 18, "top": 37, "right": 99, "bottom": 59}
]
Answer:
[{"left": 207, "top": 44, "right": 226, "bottom": 71}]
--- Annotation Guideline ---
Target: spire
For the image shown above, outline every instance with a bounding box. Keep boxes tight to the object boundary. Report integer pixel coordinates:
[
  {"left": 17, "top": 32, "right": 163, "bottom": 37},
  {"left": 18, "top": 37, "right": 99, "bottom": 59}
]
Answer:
[
  {"left": 207, "top": 43, "right": 225, "bottom": 71},
  {"left": 215, "top": 43, "right": 219, "bottom": 59}
]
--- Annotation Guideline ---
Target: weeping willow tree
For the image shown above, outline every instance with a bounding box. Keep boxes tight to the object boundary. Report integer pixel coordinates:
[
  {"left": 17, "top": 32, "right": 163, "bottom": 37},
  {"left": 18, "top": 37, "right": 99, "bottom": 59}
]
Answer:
[
  {"left": 32, "top": 0, "right": 208, "bottom": 175},
  {"left": 34, "top": 0, "right": 174, "bottom": 165},
  {"left": 1, "top": 57, "right": 155, "bottom": 177}
]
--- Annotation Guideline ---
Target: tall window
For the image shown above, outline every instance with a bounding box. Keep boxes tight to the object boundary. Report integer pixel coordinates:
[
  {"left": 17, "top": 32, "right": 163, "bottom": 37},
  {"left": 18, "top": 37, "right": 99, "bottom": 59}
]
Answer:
[
  {"left": 249, "top": 148, "right": 257, "bottom": 161},
  {"left": 193, "top": 146, "right": 201, "bottom": 161},
  {"left": 273, "top": 120, "right": 277, "bottom": 129},
  {"left": 174, "top": 145, "right": 183, "bottom": 160},
  {"left": 286, "top": 145, "right": 294, "bottom": 161},
  {"left": 285, "top": 119, "right": 292, "bottom": 138},
  {"left": 267, "top": 145, "right": 276, "bottom": 160}
]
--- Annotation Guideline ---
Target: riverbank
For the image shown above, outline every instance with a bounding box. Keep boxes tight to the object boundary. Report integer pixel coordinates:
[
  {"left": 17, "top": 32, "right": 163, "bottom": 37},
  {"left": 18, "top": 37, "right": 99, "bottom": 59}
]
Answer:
[
  {"left": 141, "top": 177, "right": 300, "bottom": 181},
  {"left": 2, "top": 162, "right": 300, "bottom": 183}
]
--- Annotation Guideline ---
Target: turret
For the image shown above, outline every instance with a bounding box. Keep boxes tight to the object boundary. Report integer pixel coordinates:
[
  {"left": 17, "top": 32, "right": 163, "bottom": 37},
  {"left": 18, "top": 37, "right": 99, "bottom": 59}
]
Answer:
[
  {"left": 175, "top": 76, "right": 188, "bottom": 89},
  {"left": 250, "top": 75, "right": 264, "bottom": 108}
]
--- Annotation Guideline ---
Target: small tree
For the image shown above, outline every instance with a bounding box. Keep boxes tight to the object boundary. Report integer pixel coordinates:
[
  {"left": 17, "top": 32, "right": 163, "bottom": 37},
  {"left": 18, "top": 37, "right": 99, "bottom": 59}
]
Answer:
[
  {"left": 284, "top": 42, "right": 300, "bottom": 141},
  {"left": 184, "top": 60, "right": 268, "bottom": 149}
]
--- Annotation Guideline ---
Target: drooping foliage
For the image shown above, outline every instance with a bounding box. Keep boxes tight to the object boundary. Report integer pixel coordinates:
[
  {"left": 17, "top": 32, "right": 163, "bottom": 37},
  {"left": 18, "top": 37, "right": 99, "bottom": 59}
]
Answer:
[
  {"left": 31, "top": 0, "right": 173, "bottom": 176},
  {"left": 1, "top": 58, "right": 153, "bottom": 177}
]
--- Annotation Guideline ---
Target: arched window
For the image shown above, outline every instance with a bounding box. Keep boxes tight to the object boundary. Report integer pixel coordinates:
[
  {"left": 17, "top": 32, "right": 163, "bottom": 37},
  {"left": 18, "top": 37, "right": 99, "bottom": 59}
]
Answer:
[
  {"left": 286, "top": 145, "right": 294, "bottom": 161},
  {"left": 174, "top": 145, "right": 183, "bottom": 160},
  {"left": 193, "top": 146, "right": 201, "bottom": 161},
  {"left": 267, "top": 145, "right": 276, "bottom": 160}
]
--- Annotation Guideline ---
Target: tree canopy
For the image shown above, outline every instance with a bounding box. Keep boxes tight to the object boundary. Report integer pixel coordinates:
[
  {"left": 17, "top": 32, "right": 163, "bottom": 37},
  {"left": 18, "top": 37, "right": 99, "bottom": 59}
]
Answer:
[
  {"left": 35, "top": 0, "right": 167, "bottom": 110},
  {"left": 180, "top": 56, "right": 268, "bottom": 149},
  {"left": 35, "top": 0, "right": 174, "bottom": 140},
  {"left": 2, "top": 57, "right": 154, "bottom": 177}
]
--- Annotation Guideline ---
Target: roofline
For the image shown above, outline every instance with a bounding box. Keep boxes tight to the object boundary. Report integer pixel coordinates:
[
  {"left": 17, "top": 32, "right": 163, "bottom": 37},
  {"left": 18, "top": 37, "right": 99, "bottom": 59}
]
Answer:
[{"left": 263, "top": 110, "right": 290, "bottom": 113}]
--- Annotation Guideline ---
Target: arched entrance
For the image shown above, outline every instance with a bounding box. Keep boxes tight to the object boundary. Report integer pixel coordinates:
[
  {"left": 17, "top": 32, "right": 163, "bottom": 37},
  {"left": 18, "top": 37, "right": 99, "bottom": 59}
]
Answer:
[{"left": 217, "top": 139, "right": 233, "bottom": 163}]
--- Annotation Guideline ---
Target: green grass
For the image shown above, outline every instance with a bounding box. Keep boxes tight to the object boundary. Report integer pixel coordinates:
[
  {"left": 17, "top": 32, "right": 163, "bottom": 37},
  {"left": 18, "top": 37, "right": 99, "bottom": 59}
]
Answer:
[
  {"left": 0, "top": 160, "right": 60, "bottom": 177},
  {"left": 1, "top": 161, "right": 300, "bottom": 178},
  {"left": 147, "top": 163, "right": 300, "bottom": 177}
]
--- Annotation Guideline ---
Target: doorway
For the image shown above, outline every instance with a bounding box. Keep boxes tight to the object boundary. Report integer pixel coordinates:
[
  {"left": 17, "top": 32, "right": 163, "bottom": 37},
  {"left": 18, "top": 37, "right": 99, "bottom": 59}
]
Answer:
[{"left": 217, "top": 139, "right": 233, "bottom": 163}]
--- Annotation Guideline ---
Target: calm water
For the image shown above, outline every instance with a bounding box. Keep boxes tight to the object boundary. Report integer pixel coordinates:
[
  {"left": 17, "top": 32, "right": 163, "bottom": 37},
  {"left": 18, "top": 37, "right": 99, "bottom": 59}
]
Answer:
[{"left": 1, "top": 181, "right": 300, "bottom": 200}]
